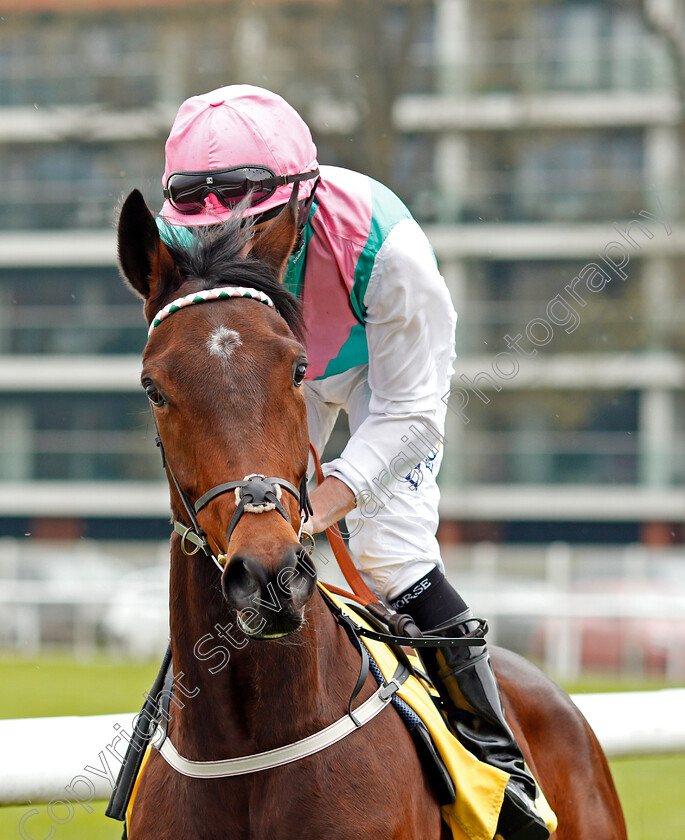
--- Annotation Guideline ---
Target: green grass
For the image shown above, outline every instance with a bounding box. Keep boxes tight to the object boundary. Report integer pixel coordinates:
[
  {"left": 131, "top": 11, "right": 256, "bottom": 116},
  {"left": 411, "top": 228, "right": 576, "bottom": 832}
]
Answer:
[
  {"left": 0, "top": 655, "right": 683, "bottom": 839},
  {"left": 0, "top": 654, "right": 158, "bottom": 720},
  {"left": 2, "top": 800, "right": 117, "bottom": 840},
  {"left": 0, "top": 654, "right": 159, "bottom": 839},
  {"left": 561, "top": 673, "right": 676, "bottom": 694},
  {"left": 610, "top": 753, "right": 685, "bottom": 840}
]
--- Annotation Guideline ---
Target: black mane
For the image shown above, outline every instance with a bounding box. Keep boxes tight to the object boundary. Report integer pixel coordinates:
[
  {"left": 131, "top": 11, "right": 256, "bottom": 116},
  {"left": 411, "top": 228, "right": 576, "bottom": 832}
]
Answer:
[{"left": 162, "top": 215, "right": 304, "bottom": 342}]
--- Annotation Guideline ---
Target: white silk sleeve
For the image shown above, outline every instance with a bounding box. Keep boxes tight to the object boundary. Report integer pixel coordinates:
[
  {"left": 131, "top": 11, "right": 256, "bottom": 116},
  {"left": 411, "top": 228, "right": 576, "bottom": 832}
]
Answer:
[{"left": 322, "top": 218, "right": 457, "bottom": 496}]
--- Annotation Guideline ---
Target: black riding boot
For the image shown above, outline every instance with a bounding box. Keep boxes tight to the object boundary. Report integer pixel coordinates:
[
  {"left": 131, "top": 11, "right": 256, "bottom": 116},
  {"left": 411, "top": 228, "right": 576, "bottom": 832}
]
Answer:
[{"left": 390, "top": 569, "right": 550, "bottom": 840}]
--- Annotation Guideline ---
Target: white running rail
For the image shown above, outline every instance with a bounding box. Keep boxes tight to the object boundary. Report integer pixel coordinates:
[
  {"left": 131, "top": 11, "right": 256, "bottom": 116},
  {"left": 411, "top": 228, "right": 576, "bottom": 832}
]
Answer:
[{"left": 0, "top": 689, "right": 683, "bottom": 808}]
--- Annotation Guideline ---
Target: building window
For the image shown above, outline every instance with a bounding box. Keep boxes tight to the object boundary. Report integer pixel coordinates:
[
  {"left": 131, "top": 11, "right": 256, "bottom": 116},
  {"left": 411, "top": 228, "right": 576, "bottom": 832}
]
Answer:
[
  {"left": 458, "top": 389, "right": 639, "bottom": 485},
  {"left": 535, "top": 1, "right": 671, "bottom": 93},
  {"left": 462, "top": 129, "right": 644, "bottom": 224},
  {"left": 0, "top": 267, "right": 146, "bottom": 354},
  {"left": 0, "top": 393, "right": 157, "bottom": 482}
]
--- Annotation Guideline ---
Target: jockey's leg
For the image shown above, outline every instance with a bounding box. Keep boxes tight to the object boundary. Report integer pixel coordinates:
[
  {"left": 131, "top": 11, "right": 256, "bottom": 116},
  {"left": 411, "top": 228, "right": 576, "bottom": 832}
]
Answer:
[{"left": 389, "top": 569, "right": 550, "bottom": 840}]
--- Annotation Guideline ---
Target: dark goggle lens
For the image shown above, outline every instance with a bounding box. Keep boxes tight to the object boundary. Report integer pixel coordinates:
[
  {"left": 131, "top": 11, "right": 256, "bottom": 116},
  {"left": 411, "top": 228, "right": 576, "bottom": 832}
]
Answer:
[{"left": 165, "top": 167, "right": 276, "bottom": 214}]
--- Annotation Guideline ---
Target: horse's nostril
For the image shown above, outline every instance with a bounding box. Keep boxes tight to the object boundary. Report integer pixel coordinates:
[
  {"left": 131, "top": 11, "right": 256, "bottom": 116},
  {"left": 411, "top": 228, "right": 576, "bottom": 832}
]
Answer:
[
  {"left": 284, "top": 546, "right": 317, "bottom": 610},
  {"left": 222, "top": 555, "right": 263, "bottom": 609},
  {"left": 296, "top": 545, "right": 317, "bottom": 579},
  {"left": 223, "top": 548, "right": 316, "bottom": 615}
]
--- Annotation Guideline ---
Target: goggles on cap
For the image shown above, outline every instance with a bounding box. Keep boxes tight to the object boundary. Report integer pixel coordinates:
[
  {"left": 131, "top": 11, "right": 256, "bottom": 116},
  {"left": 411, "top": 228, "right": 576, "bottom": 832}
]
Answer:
[{"left": 163, "top": 165, "right": 320, "bottom": 215}]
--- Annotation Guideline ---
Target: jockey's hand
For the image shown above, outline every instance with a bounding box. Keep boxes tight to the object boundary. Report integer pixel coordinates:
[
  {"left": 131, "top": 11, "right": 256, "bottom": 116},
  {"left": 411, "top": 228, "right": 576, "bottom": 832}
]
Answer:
[{"left": 307, "top": 476, "right": 356, "bottom": 534}]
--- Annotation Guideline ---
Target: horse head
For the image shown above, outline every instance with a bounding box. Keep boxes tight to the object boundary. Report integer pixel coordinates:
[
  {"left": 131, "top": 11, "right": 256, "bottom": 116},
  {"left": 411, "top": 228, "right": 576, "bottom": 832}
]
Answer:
[{"left": 118, "top": 189, "right": 316, "bottom": 639}]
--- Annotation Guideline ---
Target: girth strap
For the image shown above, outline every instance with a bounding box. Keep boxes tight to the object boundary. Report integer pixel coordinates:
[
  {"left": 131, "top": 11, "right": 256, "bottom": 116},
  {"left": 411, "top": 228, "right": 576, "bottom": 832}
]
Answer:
[{"left": 345, "top": 632, "right": 371, "bottom": 728}]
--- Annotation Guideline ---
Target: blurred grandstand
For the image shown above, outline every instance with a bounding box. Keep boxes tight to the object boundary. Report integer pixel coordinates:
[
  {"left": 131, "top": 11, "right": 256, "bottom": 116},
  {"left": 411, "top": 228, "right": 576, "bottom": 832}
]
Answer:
[{"left": 1, "top": 0, "right": 684, "bottom": 673}]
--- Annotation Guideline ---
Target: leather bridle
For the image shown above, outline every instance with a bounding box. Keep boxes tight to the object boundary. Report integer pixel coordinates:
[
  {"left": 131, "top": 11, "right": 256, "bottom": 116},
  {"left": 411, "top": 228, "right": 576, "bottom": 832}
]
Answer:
[
  {"left": 146, "top": 286, "right": 312, "bottom": 572},
  {"left": 151, "top": 413, "right": 312, "bottom": 573}
]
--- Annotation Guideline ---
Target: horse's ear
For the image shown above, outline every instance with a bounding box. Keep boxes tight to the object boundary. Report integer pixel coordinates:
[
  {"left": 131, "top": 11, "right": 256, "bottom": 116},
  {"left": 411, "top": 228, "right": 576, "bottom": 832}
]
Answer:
[
  {"left": 249, "top": 186, "right": 299, "bottom": 280},
  {"left": 118, "top": 189, "right": 176, "bottom": 301}
]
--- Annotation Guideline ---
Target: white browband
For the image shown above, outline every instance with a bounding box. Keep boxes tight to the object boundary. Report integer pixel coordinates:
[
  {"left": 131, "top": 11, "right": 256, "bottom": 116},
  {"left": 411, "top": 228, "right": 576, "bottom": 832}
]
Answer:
[{"left": 148, "top": 286, "right": 275, "bottom": 338}]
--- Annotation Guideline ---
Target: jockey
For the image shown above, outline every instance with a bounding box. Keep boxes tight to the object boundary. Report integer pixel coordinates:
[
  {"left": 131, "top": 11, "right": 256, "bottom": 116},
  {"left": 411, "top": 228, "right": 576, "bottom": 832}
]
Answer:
[{"left": 157, "top": 84, "right": 549, "bottom": 840}]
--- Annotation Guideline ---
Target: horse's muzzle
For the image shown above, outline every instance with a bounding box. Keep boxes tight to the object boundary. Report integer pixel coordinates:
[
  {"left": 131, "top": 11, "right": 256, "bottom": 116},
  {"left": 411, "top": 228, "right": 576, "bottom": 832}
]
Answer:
[{"left": 221, "top": 544, "right": 317, "bottom": 638}]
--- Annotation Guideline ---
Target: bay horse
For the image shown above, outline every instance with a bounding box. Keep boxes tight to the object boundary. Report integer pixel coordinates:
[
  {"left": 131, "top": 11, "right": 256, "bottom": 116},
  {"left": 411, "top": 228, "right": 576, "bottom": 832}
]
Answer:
[{"left": 116, "top": 188, "right": 626, "bottom": 840}]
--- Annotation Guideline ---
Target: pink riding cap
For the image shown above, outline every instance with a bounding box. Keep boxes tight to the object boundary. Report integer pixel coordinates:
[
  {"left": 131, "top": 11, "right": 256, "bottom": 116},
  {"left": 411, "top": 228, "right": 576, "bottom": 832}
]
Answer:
[{"left": 161, "top": 85, "right": 319, "bottom": 227}]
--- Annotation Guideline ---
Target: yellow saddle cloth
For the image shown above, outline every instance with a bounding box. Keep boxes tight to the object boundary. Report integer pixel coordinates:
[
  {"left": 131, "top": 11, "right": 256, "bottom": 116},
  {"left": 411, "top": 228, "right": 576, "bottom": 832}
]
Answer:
[{"left": 320, "top": 585, "right": 558, "bottom": 840}]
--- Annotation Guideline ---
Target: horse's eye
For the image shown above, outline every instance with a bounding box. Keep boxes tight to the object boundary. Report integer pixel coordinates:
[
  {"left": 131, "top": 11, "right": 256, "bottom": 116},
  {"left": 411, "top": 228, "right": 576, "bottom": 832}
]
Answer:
[
  {"left": 144, "top": 380, "right": 166, "bottom": 407},
  {"left": 292, "top": 361, "right": 308, "bottom": 387}
]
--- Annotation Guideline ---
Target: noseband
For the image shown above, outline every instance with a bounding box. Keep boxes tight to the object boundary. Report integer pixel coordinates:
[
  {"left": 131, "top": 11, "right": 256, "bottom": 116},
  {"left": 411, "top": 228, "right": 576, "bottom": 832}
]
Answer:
[{"left": 148, "top": 286, "right": 312, "bottom": 572}]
